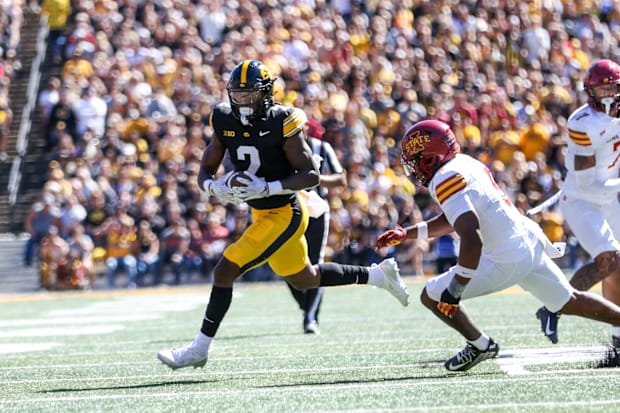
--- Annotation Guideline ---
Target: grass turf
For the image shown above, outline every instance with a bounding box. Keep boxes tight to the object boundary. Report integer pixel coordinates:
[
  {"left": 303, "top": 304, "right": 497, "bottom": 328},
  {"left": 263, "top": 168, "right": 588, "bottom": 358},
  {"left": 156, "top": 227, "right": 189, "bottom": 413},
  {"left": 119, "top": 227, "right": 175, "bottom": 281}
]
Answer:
[{"left": 1, "top": 279, "right": 620, "bottom": 412}]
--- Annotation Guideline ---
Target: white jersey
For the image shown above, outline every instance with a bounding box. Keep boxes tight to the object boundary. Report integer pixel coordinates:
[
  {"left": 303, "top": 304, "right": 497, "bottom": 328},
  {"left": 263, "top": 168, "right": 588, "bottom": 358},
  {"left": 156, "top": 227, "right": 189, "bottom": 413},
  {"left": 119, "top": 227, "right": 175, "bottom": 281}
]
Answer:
[
  {"left": 425, "top": 153, "right": 574, "bottom": 312},
  {"left": 428, "top": 154, "right": 533, "bottom": 262},
  {"left": 564, "top": 104, "right": 620, "bottom": 205}
]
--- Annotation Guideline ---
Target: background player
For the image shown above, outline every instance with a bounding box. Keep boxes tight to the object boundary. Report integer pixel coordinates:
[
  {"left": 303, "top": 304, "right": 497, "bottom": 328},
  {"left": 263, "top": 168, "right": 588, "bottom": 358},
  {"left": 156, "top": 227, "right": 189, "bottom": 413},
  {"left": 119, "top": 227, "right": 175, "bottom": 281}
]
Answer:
[
  {"left": 535, "top": 59, "right": 620, "bottom": 347},
  {"left": 286, "top": 118, "right": 347, "bottom": 335}
]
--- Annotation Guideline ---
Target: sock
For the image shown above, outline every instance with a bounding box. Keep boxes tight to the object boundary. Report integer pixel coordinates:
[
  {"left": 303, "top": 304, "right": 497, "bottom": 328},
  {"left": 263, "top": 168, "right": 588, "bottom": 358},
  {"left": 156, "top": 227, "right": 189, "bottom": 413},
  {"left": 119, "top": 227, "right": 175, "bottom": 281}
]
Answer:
[
  {"left": 318, "top": 263, "right": 369, "bottom": 286},
  {"left": 304, "top": 287, "right": 323, "bottom": 324},
  {"left": 468, "top": 333, "right": 490, "bottom": 351},
  {"left": 200, "top": 286, "right": 233, "bottom": 337},
  {"left": 367, "top": 264, "right": 385, "bottom": 287},
  {"left": 193, "top": 331, "right": 212, "bottom": 352},
  {"left": 286, "top": 281, "right": 305, "bottom": 310}
]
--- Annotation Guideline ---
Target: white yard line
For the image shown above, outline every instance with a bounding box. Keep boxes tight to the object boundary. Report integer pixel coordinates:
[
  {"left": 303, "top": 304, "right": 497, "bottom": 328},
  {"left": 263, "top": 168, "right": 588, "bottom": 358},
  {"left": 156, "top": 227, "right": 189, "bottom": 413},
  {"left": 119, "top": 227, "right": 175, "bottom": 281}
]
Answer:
[
  {"left": 3, "top": 377, "right": 620, "bottom": 407},
  {"left": 321, "top": 400, "right": 620, "bottom": 412},
  {"left": 0, "top": 343, "right": 58, "bottom": 354},
  {"left": 0, "top": 325, "right": 125, "bottom": 338},
  {"left": 45, "top": 293, "right": 209, "bottom": 317},
  {"left": 497, "top": 345, "right": 609, "bottom": 375},
  {"left": 2, "top": 345, "right": 620, "bottom": 408},
  {"left": 0, "top": 314, "right": 160, "bottom": 327},
  {"left": 2, "top": 359, "right": 619, "bottom": 384},
  {"left": 0, "top": 293, "right": 206, "bottom": 339}
]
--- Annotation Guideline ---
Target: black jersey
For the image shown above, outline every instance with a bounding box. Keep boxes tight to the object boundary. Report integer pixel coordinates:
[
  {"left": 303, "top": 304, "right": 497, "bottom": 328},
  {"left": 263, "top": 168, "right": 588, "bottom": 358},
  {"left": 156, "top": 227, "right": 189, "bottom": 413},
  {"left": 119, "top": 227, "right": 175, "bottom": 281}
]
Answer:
[{"left": 209, "top": 103, "right": 307, "bottom": 209}]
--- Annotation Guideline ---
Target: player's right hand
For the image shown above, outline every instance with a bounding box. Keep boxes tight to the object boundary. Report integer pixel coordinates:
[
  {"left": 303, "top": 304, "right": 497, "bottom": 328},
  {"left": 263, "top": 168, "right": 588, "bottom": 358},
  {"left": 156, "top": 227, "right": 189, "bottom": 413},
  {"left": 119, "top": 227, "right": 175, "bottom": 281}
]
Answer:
[
  {"left": 210, "top": 177, "right": 243, "bottom": 205},
  {"left": 375, "top": 226, "right": 407, "bottom": 251},
  {"left": 233, "top": 173, "right": 269, "bottom": 200}
]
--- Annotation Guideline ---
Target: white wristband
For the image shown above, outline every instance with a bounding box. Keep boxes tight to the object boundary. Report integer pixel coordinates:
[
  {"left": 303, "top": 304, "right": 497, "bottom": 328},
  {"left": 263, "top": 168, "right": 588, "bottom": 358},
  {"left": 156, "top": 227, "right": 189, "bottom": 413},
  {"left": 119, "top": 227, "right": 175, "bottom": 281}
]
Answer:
[
  {"left": 415, "top": 221, "right": 428, "bottom": 240},
  {"left": 267, "top": 180, "right": 284, "bottom": 195},
  {"left": 454, "top": 264, "right": 476, "bottom": 278}
]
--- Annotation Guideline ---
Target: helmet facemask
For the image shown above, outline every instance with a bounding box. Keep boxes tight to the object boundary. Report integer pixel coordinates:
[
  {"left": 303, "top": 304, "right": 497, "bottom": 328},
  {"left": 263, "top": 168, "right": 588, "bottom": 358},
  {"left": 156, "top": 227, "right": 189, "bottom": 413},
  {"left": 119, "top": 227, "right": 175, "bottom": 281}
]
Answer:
[
  {"left": 228, "top": 88, "right": 262, "bottom": 125},
  {"left": 400, "top": 120, "right": 459, "bottom": 187},
  {"left": 587, "top": 83, "right": 620, "bottom": 117},
  {"left": 401, "top": 152, "right": 440, "bottom": 187},
  {"left": 584, "top": 59, "right": 620, "bottom": 117}
]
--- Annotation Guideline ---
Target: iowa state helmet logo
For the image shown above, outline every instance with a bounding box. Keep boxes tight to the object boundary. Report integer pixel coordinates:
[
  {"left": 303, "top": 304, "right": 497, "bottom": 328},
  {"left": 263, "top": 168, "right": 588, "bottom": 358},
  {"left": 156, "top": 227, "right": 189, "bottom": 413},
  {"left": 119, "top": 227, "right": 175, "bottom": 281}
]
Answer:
[{"left": 404, "top": 131, "right": 431, "bottom": 154}]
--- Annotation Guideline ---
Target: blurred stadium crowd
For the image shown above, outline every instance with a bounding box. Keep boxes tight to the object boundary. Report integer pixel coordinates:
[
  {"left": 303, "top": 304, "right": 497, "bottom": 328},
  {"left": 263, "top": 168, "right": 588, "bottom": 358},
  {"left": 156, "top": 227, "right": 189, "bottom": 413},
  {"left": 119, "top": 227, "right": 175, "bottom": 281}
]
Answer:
[
  {"left": 0, "top": 1, "right": 22, "bottom": 161},
  {"left": 19, "top": 0, "right": 620, "bottom": 289}
]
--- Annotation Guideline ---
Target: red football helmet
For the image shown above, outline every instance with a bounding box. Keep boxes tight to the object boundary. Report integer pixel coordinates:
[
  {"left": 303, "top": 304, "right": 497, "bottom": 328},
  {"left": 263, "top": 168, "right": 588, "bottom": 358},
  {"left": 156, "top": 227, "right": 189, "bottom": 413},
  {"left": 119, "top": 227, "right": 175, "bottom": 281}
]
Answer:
[
  {"left": 584, "top": 59, "right": 620, "bottom": 117},
  {"left": 401, "top": 120, "right": 460, "bottom": 186}
]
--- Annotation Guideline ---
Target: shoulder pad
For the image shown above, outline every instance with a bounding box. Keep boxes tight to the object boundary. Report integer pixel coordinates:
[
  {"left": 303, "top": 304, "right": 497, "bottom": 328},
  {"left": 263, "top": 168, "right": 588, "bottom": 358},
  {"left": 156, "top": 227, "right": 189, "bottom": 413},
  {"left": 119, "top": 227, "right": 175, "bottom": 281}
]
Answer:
[
  {"left": 210, "top": 103, "right": 233, "bottom": 130},
  {"left": 568, "top": 128, "right": 592, "bottom": 146},
  {"left": 434, "top": 173, "right": 467, "bottom": 204},
  {"left": 567, "top": 106, "right": 594, "bottom": 147},
  {"left": 282, "top": 107, "right": 307, "bottom": 138}
]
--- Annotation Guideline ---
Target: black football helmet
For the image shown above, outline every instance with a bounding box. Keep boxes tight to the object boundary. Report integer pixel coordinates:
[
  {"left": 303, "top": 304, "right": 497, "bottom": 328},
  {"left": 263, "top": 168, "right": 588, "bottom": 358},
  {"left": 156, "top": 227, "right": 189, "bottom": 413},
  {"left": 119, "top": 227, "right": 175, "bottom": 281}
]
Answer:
[{"left": 227, "top": 60, "right": 274, "bottom": 125}]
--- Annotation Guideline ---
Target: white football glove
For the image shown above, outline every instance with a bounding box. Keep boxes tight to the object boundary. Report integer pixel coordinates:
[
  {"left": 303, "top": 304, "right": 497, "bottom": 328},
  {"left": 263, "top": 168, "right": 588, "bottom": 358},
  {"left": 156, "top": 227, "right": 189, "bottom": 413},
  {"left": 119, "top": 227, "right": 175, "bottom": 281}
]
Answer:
[
  {"left": 204, "top": 175, "right": 244, "bottom": 205},
  {"left": 232, "top": 172, "right": 270, "bottom": 201}
]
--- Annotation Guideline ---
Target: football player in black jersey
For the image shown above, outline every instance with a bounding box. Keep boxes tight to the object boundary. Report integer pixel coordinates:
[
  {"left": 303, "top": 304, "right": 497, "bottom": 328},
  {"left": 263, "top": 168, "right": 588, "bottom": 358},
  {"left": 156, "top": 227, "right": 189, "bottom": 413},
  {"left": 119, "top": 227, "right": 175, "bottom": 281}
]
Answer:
[
  {"left": 158, "top": 60, "right": 410, "bottom": 370},
  {"left": 287, "top": 118, "right": 347, "bottom": 335}
]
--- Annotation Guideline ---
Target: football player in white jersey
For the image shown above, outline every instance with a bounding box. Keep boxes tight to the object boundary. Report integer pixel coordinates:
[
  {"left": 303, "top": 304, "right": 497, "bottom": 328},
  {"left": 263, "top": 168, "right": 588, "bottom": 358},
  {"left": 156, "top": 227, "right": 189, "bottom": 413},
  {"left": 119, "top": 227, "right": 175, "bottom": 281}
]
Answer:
[
  {"left": 535, "top": 59, "right": 620, "bottom": 347},
  {"left": 376, "top": 119, "right": 620, "bottom": 372}
]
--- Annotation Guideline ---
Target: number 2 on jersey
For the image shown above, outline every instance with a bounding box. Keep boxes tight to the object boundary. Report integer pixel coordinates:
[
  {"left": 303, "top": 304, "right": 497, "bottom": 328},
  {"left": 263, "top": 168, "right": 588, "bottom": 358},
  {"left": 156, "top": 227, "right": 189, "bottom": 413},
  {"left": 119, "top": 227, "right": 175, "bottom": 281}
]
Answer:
[{"left": 235, "top": 145, "right": 261, "bottom": 175}]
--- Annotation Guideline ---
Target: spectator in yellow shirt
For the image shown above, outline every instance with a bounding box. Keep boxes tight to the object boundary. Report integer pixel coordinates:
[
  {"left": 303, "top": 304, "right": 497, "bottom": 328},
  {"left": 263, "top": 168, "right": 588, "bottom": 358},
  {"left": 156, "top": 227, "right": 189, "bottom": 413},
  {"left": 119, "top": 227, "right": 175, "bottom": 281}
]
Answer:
[
  {"left": 519, "top": 110, "right": 551, "bottom": 161},
  {"left": 93, "top": 212, "right": 139, "bottom": 289},
  {"left": 61, "top": 47, "right": 93, "bottom": 88},
  {"left": 41, "top": 0, "right": 72, "bottom": 64}
]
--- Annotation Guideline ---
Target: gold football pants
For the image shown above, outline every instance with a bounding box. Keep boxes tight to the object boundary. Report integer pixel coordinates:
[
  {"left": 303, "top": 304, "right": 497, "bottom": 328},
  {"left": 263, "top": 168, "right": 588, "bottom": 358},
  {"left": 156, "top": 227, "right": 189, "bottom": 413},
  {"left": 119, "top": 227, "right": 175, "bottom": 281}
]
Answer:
[{"left": 223, "top": 197, "right": 309, "bottom": 276}]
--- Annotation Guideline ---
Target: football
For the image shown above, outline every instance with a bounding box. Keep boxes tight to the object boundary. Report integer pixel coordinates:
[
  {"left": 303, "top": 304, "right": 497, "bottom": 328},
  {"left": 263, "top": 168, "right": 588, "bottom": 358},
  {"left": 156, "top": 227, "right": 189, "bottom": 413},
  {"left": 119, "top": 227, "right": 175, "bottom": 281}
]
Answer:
[{"left": 226, "top": 171, "right": 252, "bottom": 188}]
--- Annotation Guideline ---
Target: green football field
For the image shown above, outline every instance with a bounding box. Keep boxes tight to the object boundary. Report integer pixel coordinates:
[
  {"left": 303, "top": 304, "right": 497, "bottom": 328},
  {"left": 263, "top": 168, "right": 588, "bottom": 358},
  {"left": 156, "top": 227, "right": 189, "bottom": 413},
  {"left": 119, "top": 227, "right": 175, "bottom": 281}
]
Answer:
[{"left": 2, "top": 279, "right": 620, "bottom": 413}]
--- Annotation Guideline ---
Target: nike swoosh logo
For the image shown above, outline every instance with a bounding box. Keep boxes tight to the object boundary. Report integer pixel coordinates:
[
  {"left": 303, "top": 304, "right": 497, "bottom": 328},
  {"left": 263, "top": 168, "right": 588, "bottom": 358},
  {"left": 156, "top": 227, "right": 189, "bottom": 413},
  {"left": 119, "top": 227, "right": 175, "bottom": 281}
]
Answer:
[
  {"left": 259, "top": 130, "right": 271, "bottom": 136},
  {"left": 545, "top": 318, "right": 554, "bottom": 336},
  {"left": 446, "top": 359, "right": 470, "bottom": 370}
]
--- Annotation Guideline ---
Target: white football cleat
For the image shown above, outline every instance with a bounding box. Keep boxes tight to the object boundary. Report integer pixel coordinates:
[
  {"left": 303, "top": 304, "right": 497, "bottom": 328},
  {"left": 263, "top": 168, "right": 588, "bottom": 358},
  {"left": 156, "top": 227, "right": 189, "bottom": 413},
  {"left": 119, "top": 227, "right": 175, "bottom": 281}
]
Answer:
[
  {"left": 157, "top": 338, "right": 209, "bottom": 370},
  {"left": 374, "top": 258, "right": 410, "bottom": 306}
]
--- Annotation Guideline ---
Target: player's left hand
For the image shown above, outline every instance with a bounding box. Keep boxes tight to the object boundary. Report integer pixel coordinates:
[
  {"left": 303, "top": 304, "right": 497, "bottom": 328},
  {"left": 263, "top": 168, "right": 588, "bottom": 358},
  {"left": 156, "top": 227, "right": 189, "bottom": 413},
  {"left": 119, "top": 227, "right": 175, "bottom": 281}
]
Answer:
[
  {"left": 233, "top": 172, "right": 269, "bottom": 200},
  {"left": 375, "top": 226, "right": 407, "bottom": 251},
  {"left": 211, "top": 177, "right": 244, "bottom": 205},
  {"left": 437, "top": 289, "right": 461, "bottom": 318}
]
